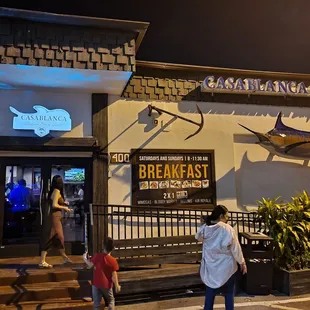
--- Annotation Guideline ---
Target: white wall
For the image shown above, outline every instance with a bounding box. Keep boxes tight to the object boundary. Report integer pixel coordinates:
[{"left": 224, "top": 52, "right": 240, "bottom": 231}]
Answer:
[
  {"left": 108, "top": 95, "right": 310, "bottom": 211},
  {"left": 0, "top": 89, "right": 92, "bottom": 137}
]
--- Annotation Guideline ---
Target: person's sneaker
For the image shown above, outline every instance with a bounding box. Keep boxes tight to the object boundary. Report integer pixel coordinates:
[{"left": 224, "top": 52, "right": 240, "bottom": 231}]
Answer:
[{"left": 38, "top": 262, "right": 53, "bottom": 268}]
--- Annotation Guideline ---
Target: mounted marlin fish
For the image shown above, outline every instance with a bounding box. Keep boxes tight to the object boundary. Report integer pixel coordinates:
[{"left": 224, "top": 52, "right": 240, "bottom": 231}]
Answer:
[{"left": 239, "top": 112, "right": 310, "bottom": 160}]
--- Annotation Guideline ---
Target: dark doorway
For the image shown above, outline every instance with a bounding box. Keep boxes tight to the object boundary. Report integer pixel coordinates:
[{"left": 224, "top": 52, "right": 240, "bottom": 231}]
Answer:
[{"left": 0, "top": 157, "right": 92, "bottom": 258}]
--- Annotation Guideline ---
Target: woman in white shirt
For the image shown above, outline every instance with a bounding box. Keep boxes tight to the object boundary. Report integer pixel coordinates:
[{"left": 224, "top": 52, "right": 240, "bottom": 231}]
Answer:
[{"left": 195, "top": 205, "right": 247, "bottom": 310}]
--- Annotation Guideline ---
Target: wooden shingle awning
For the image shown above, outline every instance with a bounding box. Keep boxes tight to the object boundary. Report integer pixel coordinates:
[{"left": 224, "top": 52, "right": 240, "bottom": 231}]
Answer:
[
  {"left": 0, "top": 7, "right": 149, "bottom": 52},
  {"left": 0, "top": 136, "right": 100, "bottom": 152}
]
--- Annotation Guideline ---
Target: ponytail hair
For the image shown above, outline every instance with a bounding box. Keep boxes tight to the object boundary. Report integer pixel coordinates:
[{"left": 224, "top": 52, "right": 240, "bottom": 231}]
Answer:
[{"left": 203, "top": 205, "right": 228, "bottom": 225}]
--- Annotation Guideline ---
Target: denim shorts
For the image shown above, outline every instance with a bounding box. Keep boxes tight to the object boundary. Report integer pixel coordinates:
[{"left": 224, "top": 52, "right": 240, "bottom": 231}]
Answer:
[{"left": 92, "top": 285, "right": 115, "bottom": 310}]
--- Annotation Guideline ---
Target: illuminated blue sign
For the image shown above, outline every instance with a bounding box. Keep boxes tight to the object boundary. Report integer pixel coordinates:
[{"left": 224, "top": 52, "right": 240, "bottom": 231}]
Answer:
[{"left": 10, "top": 105, "right": 72, "bottom": 137}]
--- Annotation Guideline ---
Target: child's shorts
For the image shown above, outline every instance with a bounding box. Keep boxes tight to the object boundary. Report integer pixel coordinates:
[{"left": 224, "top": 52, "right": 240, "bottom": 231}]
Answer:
[{"left": 92, "top": 285, "right": 115, "bottom": 310}]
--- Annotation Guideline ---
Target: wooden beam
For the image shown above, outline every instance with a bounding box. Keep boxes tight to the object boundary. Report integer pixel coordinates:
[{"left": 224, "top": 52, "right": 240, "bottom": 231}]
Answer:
[
  {"left": 118, "top": 253, "right": 202, "bottom": 267},
  {"left": 92, "top": 94, "right": 109, "bottom": 253},
  {"left": 0, "top": 165, "right": 4, "bottom": 245},
  {"left": 115, "top": 244, "right": 202, "bottom": 258},
  {"left": 114, "top": 235, "right": 198, "bottom": 247}
]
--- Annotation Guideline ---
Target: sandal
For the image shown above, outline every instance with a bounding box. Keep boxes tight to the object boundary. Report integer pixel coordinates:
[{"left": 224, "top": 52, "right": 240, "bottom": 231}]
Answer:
[
  {"left": 38, "top": 262, "right": 53, "bottom": 269},
  {"left": 63, "top": 257, "right": 73, "bottom": 264}
]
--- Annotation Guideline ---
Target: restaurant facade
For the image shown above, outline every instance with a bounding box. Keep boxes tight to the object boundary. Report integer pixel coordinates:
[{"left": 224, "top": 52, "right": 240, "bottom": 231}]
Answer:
[{"left": 1, "top": 7, "right": 310, "bottom": 257}]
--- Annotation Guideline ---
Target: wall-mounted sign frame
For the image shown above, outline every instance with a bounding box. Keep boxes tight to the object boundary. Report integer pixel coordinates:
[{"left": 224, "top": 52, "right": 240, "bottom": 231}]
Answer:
[
  {"left": 201, "top": 76, "right": 310, "bottom": 97},
  {"left": 10, "top": 105, "right": 72, "bottom": 137},
  {"left": 131, "top": 149, "right": 216, "bottom": 208}
]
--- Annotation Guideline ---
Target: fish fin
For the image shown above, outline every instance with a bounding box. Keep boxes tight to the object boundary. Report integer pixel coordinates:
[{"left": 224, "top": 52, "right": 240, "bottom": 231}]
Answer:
[
  {"left": 285, "top": 141, "right": 310, "bottom": 153},
  {"left": 274, "top": 112, "right": 290, "bottom": 131},
  {"left": 9, "top": 106, "right": 20, "bottom": 116},
  {"left": 33, "top": 105, "right": 48, "bottom": 113}
]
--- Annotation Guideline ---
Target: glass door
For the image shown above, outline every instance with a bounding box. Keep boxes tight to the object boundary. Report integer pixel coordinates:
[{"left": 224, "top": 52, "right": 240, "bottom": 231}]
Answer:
[
  {"left": 0, "top": 157, "right": 91, "bottom": 257},
  {"left": 2, "top": 164, "right": 48, "bottom": 245},
  {"left": 50, "top": 165, "right": 86, "bottom": 246}
]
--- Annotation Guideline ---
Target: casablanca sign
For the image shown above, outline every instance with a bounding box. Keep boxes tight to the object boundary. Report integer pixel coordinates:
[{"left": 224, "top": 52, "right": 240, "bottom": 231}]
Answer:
[
  {"left": 201, "top": 76, "right": 310, "bottom": 97},
  {"left": 10, "top": 105, "right": 72, "bottom": 137}
]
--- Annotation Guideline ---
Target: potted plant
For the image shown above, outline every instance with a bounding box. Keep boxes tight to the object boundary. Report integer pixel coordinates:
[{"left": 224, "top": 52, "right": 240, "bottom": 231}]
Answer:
[{"left": 256, "top": 191, "right": 310, "bottom": 296}]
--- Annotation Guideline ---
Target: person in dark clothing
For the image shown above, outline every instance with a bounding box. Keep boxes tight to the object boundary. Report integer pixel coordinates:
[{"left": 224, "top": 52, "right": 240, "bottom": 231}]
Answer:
[
  {"left": 8, "top": 179, "right": 33, "bottom": 236},
  {"left": 9, "top": 179, "right": 32, "bottom": 213}
]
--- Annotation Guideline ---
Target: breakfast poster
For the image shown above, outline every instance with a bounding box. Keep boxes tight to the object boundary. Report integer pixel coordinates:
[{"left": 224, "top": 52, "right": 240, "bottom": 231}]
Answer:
[{"left": 131, "top": 149, "right": 216, "bottom": 207}]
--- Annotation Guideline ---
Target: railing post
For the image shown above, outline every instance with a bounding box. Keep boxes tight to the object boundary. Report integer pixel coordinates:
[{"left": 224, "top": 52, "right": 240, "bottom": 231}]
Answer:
[
  {"left": 84, "top": 212, "right": 88, "bottom": 253},
  {"left": 89, "top": 203, "right": 94, "bottom": 226},
  {"left": 157, "top": 208, "right": 161, "bottom": 237},
  {"left": 103, "top": 205, "right": 109, "bottom": 243},
  {"left": 88, "top": 203, "right": 96, "bottom": 255}
]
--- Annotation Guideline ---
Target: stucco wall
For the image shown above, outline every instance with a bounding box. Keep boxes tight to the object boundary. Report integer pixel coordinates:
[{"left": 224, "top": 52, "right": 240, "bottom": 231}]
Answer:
[
  {"left": 108, "top": 95, "right": 310, "bottom": 211},
  {"left": 0, "top": 89, "right": 92, "bottom": 137}
]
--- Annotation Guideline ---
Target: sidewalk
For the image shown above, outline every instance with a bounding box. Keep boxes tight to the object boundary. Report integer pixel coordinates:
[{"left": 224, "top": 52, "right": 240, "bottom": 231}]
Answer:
[{"left": 117, "top": 294, "right": 310, "bottom": 310}]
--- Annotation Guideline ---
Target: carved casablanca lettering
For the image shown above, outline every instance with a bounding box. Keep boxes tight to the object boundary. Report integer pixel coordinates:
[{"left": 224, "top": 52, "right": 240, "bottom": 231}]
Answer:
[
  {"left": 10, "top": 105, "right": 72, "bottom": 137},
  {"left": 20, "top": 115, "right": 67, "bottom": 121},
  {"left": 201, "top": 76, "right": 310, "bottom": 97}
]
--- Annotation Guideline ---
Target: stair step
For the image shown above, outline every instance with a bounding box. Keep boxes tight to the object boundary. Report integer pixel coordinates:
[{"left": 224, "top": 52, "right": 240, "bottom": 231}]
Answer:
[
  {"left": 0, "top": 267, "right": 91, "bottom": 286},
  {"left": 0, "top": 256, "right": 84, "bottom": 266},
  {"left": 0, "top": 298, "right": 94, "bottom": 310},
  {"left": 0, "top": 280, "right": 92, "bottom": 305},
  {"left": 0, "top": 266, "right": 201, "bottom": 305},
  {"left": 0, "top": 264, "right": 199, "bottom": 286}
]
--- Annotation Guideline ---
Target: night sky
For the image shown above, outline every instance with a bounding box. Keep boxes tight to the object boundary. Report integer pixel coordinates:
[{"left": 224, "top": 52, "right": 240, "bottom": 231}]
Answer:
[{"left": 1, "top": 0, "right": 310, "bottom": 74}]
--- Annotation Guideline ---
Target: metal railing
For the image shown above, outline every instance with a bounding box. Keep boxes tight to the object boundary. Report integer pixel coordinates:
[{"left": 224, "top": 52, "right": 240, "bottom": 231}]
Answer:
[{"left": 90, "top": 204, "right": 261, "bottom": 242}]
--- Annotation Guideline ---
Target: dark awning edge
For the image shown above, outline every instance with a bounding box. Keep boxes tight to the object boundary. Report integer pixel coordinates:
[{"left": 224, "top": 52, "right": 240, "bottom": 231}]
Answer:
[{"left": 0, "top": 136, "right": 100, "bottom": 152}]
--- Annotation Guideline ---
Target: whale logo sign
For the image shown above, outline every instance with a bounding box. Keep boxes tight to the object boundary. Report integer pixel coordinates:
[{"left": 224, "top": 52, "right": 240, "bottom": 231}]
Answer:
[{"left": 10, "top": 105, "right": 72, "bottom": 137}]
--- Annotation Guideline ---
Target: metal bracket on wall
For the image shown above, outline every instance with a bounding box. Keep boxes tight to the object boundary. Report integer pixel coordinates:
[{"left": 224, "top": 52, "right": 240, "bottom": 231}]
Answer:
[
  {"left": 92, "top": 149, "right": 108, "bottom": 159},
  {"left": 148, "top": 104, "right": 204, "bottom": 140}
]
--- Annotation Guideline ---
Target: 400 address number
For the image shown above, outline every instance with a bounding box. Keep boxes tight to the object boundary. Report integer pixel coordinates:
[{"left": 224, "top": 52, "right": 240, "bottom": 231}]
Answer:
[{"left": 110, "top": 152, "right": 131, "bottom": 164}]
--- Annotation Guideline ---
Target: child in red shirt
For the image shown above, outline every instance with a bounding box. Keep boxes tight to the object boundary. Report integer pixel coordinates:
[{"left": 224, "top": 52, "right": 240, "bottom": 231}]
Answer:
[{"left": 83, "top": 238, "right": 121, "bottom": 310}]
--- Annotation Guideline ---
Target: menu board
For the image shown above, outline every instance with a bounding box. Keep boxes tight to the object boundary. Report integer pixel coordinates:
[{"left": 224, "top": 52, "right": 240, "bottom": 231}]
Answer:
[{"left": 131, "top": 149, "right": 216, "bottom": 207}]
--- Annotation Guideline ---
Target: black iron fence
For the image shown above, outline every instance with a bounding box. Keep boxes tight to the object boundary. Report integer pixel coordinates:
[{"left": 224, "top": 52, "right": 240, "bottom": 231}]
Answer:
[{"left": 88, "top": 204, "right": 261, "bottom": 244}]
